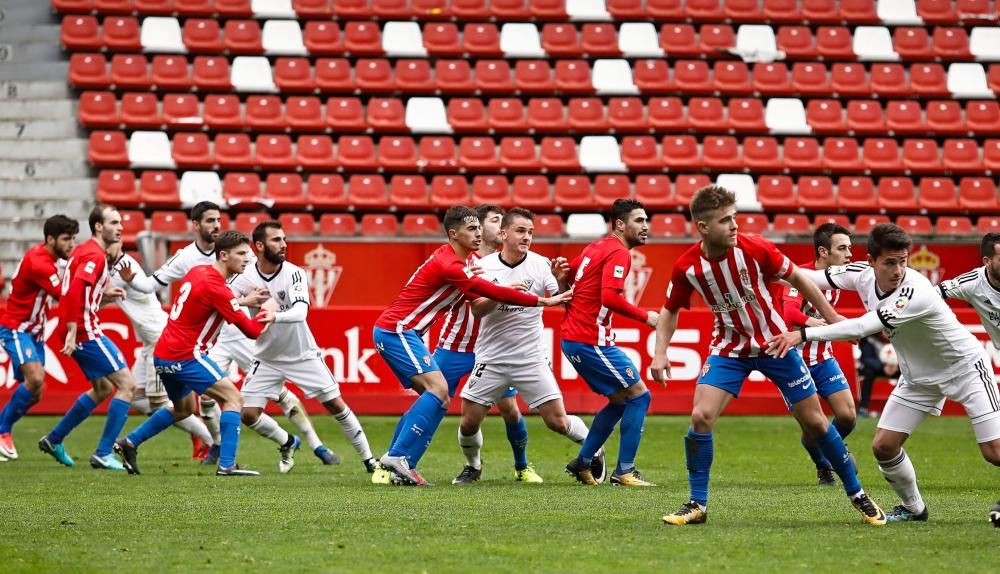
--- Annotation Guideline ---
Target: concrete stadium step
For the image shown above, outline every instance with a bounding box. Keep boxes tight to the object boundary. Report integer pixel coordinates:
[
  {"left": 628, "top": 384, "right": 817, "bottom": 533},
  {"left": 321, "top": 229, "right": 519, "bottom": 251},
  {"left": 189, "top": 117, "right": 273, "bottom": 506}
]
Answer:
[
  {"left": 0, "top": 159, "right": 91, "bottom": 179},
  {"left": 0, "top": 63, "right": 70, "bottom": 82},
  {"left": 0, "top": 3, "right": 60, "bottom": 27},
  {"left": 0, "top": 119, "right": 83, "bottom": 139},
  {"left": 0, "top": 42, "right": 64, "bottom": 65},
  {"left": 0, "top": 197, "right": 93, "bottom": 219},
  {"left": 0, "top": 25, "right": 61, "bottom": 44},
  {"left": 0, "top": 217, "right": 52, "bottom": 241},
  {"left": 0, "top": 178, "right": 95, "bottom": 199},
  {"left": 0, "top": 99, "right": 76, "bottom": 120},
  {"left": 0, "top": 81, "right": 74, "bottom": 101},
  {"left": 0, "top": 139, "right": 89, "bottom": 160}
]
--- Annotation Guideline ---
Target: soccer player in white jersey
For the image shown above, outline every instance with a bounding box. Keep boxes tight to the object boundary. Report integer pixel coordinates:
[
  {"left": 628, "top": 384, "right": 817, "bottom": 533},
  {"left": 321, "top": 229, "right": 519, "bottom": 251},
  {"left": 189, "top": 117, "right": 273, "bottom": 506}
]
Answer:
[
  {"left": 938, "top": 232, "right": 1000, "bottom": 350},
  {"left": 118, "top": 201, "right": 334, "bottom": 466},
  {"left": 230, "top": 221, "right": 377, "bottom": 474},
  {"left": 107, "top": 242, "right": 213, "bottom": 456},
  {"left": 768, "top": 224, "right": 1000, "bottom": 523},
  {"left": 452, "top": 207, "right": 599, "bottom": 485}
]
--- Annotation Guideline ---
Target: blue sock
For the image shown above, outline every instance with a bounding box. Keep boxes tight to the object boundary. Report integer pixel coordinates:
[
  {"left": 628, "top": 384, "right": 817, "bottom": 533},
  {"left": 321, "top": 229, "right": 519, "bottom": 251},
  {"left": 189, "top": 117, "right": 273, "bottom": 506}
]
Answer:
[
  {"left": 803, "top": 438, "right": 831, "bottom": 469},
  {"left": 578, "top": 401, "right": 626, "bottom": 463},
  {"left": 389, "top": 410, "right": 408, "bottom": 453},
  {"left": 815, "top": 424, "right": 862, "bottom": 496},
  {"left": 506, "top": 418, "right": 529, "bottom": 470},
  {"left": 218, "top": 410, "right": 241, "bottom": 468},
  {"left": 0, "top": 385, "right": 35, "bottom": 433},
  {"left": 48, "top": 393, "right": 98, "bottom": 444},
  {"left": 616, "top": 391, "right": 650, "bottom": 475},
  {"left": 685, "top": 428, "right": 713, "bottom": 507},
  {"left": 126, "top": 407, "right": 175, "bottom": 447},
  {"left": 833, "top": 417, "right": 856, "bottom": 440},
  {"left": 388, "top": 392, "right": 443, "bottom": 458},
  {"left": 96, "top": 398, "right": 130, "bottom": 456},
  {"left": 407, "top": 402, "right": 448, "bottom": 468}
]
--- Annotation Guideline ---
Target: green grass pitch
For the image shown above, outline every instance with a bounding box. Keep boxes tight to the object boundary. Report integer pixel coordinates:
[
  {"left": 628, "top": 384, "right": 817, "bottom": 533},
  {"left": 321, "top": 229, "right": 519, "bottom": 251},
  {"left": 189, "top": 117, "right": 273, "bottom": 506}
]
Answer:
[{"left": 0, "top": 414, "right": 996, "bottom": 573}]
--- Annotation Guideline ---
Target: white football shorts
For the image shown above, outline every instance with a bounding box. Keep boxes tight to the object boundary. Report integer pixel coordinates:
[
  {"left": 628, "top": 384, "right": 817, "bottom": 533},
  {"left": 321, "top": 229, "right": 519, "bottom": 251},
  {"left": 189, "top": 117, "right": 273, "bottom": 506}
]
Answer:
[
  {"left": 241, "top": 353, "right": 341, "bottom": 409},
  {"left": 461, "top": 361, "right": 561, "bottom": 409}
]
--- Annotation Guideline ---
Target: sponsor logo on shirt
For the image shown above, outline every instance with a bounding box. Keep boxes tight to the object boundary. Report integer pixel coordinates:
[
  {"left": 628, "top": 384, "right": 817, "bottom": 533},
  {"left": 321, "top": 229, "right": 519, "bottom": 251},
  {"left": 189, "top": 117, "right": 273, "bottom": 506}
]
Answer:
[
  {"left": 229, "top": 298, "right": 240, "bottom": 312},
  {"left": 613, "top": 265, "right": 625, "bottom": 279},
  {"left": 709, "top": 291, "right": 757, "bottom": 313},
  {"left": 84, "top": 261, "right": 96, "bottom": 274},
  {"left": 48, "top": 274, "right": 59, "bottom": 286}
]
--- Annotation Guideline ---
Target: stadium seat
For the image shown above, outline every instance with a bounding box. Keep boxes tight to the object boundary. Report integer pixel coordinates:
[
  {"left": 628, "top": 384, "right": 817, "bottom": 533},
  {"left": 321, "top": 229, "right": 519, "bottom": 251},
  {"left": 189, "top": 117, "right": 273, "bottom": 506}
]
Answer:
[
  {"left": 805, "top": 99, "right": 844, "bottom": 133},
  {"left": 337, "top": 136, "right": 377, "bottom": 170},
  {"left": 464, "top": 24, "right": 502, "bottom": 56},
  {"left": 420, "top": 137, "right": 459, "bottom": 171},
  {"left": 223, "top": 172, "right": 264, "bottom": 206},
  {"left": 425, "top": 23, "right": 462, "bottom": 56},
  {"left": 110, "top": 55, "right": 152, "bottom": 89},
  {"left": 203, "top": 94, "right": 243, "bottom": 129},
  {"left": 756, "top": 176, "right": 796, "bottom": 211},
  {"left": 277, "top": 213, "right": 316, "bottom": 236},
  {"left": 846, "top": 100, "right": 886, "bottom": 134},
  {"left": 119, "top": 209, "right": 147, "bottom": 246},
  {"left": 471, "top": 175, "right": 512, "bottom": 207},
  {"left": 245, "top": 95, "right": 284, "bottom": 131},
  {"left": 214, "top": 133, "right": 254, "bottom": 169},
  {"left": 448, "top": 99, "right": 489, "bottom": 132},
  {"left": 783, "top": 137, "right": 822, "bottom": 171},
  {"left": 61, "top": 16, "right": 102, "bottom": 50},
  {"left": 902, "top": 139, "right": 943, "bottom": 172},
  {"left": 475, "top": 60, "right": 514, "bottom": 93},
  {"left": 151, "top": 210, "right": 190, "bottom": 234},
  {"left": 878, "top": 177, "right": 918, "bottom": 211},
  {"left": 854, "top": 213, "right": 891, "bottom": 234},
  {"left": 389, "top": 175, "right": 429, "bottom": 207},
  {"left": 325, "top": 97, "right": 365, "bottom": 131},
  {"left": 514, "top": 60, "right": 556, "bottom": 94},
  {"left": 401, "top": 214, "right": 441, "bottom": 236},
  {"left": 70, "top": 53, "right": 110, "bottom": 88},
  {"left": 360, "top": 213, "right": 398, "bottom": 236},
  {"left": 306, "top": 174, "right": 347, "bottom": 208},
  {"left": 435, "top": 60, "right": 475, "bottom": 93},
  {"left": 274, "top": 58, "right": 314, "bottom": 92},
  {"left": 772, "top": 214, "right": 811, "bottom": 235},
  {"left": 296, "top": 135, "right": 336, "bottom": 169},
  {"left": 97, "top": 170, "right": 139, "bottom": 206},
  {"left": 553, "top": 176, "right": 594, "bottom": 209},
  {"left": 608, "top": 97, "right": 648, "bottom": 131},
  {"left": 831, "top": 63, "right": 870, "bottom": 96},
  {"left": 533, "top": 214, "right": 565, "bottom": 237},
  {"left": 104, "top": 17, "right": 142, "bottom": 51},
  {"left": 214, "top": 0, "right": 253, "bottom": 16},
  {"left": 837, "top": 176, "right": 878, "bottom": 211},
  {"left": 935, "top": 216, "right": 974, "bottom": 236},
  {"left": 347, "top": 174, "right": 389, "bottom": 208},
  {"left": 735, "top": 213, "right": 769, "bottom": 235},
  {"left": 171, "top": 132, "right": 212, "bottom": 168},
  {"left": 815, "top": 213, "right": 852, "bottom": 230},
  {"left": 967, "top": 101, "right": 1000, "bottom": 134},
  {"left": 543, "top": 24, "right": 582, "bottom": 57},
  {"left": 266, "top": 173, "right": 307, "bottom": 209},
  {"left": 885, "top": 101, "right": 923, "bottom": 134},
  {"left": 89, "top": 131, "right": 129, "bottom": 167},
  {"left": 79, "top": 91, "right": 119, "bottom": 128},
  {"left": 649, "top": 214, "right": 689, "bottom": 238},
  {"left": 959, "top": 178, "right": 998, "bottom": 211},
  {"left": 797, "top": 176, "right": 836, "bottom": 210},
  {"left": 285, "top": 96, "right": 323, "bottom": 130},
  {"left": 183, "top": 19, "right": 223, "bottom": 52},
  {"left": 674, "top": 174, "right": 711, "bottom": 206},
  {"left": 633, "top": 174, "right": 673, "bottom": 210},
  {"left": 895, "top": 215, "right": 933, "bottom": 235},
  {"left": 511, "top": 175, "right": 553, "bottom": 208},
  {"left": 319, "top": 213, "right": 356, "bottom": 236},
  {"left": 978, "top": 216, "right": 1000, "bottom": 234},
  {"left": 234, "top": 212, "right": 270, "bottom": 235},
  {"left": 139, "top": 170, "right": 180, "bottom": 207},
  {"left": 703, "top": 136, "right": 741, "bottom": 170},
  {"left": 792, "top": 63, "right": 831, "bottom": 95},
  {"left": 378, "top": 136, "right": 418, "bottom": 170},
  {"left": 314, "top": 58, "right": 354, "bottom": 91},
  {"left": 540, "top": 137, "right": 579, "bottom": 171},
  {"left": 151, "top": 56, "right": 192, "bottom": 91},
  {"left": 592, "top": 175, "right": 631, "bottom": 206},
  {"left": 687, "top": 98, "right": 726, "bottom": 132},
  {"left": 823, "top": 137, "right": 862, "bottom": 171},
  {"left": 430, "top": 175, "right": 471, "bottom": 207},
  {"left": 863, "top": 138, "right": 902, "bottom": 173},
  {"left": 192, "top": 56, "right": 232, "bottom": 90},
  {"left": 911, "top": 63, "right": 949, "bottom": 96},
  {"left": 984, "top": 139, "right": 1000, "bottom": 171},
  {"left": 489, "top": 99, "right": 529, "bottom": 132},
  {"left": 943, "top": 139, "right": 982, "bottom": 173},
  {"left": 918, "top": 178, "right": 958, "bottom": 211},
  {"left": 499, "top": 137, "right": 540, "bottom": 171},
  {"left": 633, "top": 60, "right": 672, "bottom": 92}
]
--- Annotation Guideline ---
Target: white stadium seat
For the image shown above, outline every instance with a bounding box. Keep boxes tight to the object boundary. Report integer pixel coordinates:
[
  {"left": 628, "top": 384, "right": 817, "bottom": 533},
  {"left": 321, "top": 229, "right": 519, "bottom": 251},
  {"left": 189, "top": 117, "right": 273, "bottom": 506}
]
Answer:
[
  {"left": 382, "top": 22, "right": 428, "bottom": 58},
  {"left": 566, "top": 213, "right": 607, "bottom": 237},
  {"left": 853, "top": 27, "right": 899, "bottom": 61},
  {"left": 579, "top": 136, "right": 626, "bottom": 172},
  {"left": 251, "top": 0, "right": 296, "bottom": 18},
  {"left": 179, "top": 171, "right": 224, "bottom": 207},
  {"left": 128, "top": 131, "right": 175, "bottom": 169},
  {"left": 405, "top": 97, "right": 452, "bottom": 133},
  {"left": 947, "top": 63, "right": 992, "bottom": 98},
  {"left": 566, "top": 0, "right": 611, "bottom": 21},
  {"left": 140, "top": 17, "right": 185, "bottom": 53},
  {"left": 716, "top": 173, "right": 763, "bottom": 213},
  {"left": 591, "top": 59, "right": 638, "bottom": 95},
  {"left": 500, "top": 24, "right": 545, "bottom": 59},
  {"left": 231, "top": 56, "right": 277, "bottom": 92},
  {"left": 262, "top": 20, "right": 306, "bottom": 55},
  {"left": 618, "top": 23, "right": 663, "bottom": 58},
  {"left": 765, "top": 98, "right": 810, "bottom": 134}
]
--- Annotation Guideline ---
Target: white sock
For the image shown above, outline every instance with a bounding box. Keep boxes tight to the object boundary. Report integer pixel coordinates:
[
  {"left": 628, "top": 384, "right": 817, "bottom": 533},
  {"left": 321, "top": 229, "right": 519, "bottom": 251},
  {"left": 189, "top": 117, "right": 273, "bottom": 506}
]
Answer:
[
  {"left": 278, "top": 387, "right": 323, "bottom": 450},
  {"left": 564, "top": 414, "right": 589, "bottom": 444},
  {"left": 333, "top": 407, "right": 373, "bottom": 460},
  {"left": 458, "top": 428, "right": 483, "bottom": 469},
  {"left": 878, "top": 449, "right": 925, "bottom": 513},
  {"left": 174, "top": 414, "right": 213, "bottom": 445},
  {"left": 248, "top": 413, "right": 290, "bottom": 446},
  {"left": 130, "top": 396, "right": 151, "bottom": 415},
  {"left": 200, "top": 397, "right": 222, "bottom": 443}
]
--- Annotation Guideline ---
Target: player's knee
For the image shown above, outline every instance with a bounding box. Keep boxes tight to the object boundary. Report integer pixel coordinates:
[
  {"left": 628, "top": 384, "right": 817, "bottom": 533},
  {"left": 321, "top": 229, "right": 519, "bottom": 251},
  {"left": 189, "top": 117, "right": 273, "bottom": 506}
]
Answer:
[
  {"left": 458, "top": 419, "right": 479, "bottom": 436},
  {"left": 981, "top": 442, "right": 1000, "bottom": 466},
  {"left": 240, "top": 410, "right": 260, "bottom": 426},
  {"left": 871, "top": 439, "right": 900, "bottom": 462},
  {"left": 543, "top": 415, "right": 569, "bottom": 435},
  {"left": 690, "top": 407, "right": 716, "bottom": 431}
]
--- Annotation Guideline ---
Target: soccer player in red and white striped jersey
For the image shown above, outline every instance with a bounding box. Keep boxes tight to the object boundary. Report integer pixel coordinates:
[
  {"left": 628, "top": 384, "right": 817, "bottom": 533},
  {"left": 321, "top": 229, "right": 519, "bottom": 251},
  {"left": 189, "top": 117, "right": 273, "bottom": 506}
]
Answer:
[
  {"left": 372, "top": 205, "right": 572, "bottom": 486},
  {"left": 652, "top": 185, "right": 886, "bottom": 526},
  {"left": 774, "top": 223, "right": 858, "bottom": 486},
  {"left": 0, "top": 215, "right": 78, "bottom": 460}
]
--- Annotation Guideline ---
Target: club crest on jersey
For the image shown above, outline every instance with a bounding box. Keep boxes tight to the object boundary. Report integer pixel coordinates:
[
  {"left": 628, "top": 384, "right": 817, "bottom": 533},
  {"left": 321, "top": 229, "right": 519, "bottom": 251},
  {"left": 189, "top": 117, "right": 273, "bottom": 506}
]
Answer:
[
  {"left": 700, "top": 362, "right": 710, "bottom": 378},
  {"left": 25, "top": 348, "right": 32, "bottom": 359},
  {"left": 738, "top": 267, "right": 751, "bottom": 286},
  {"left": 625, "top": 367, "right": 635, "bottom": 379},
  {"left": 422, "top": 355, "right": 432, "bottom": 366},
  {"left": 303, "top": 245, "right": 342, "bottom": 307},
  {"left": 277, "top": 290, "right": 286, "bottom": 301},
  {"left": 893, "top": 296, "right": 909, "bottom": 311}
]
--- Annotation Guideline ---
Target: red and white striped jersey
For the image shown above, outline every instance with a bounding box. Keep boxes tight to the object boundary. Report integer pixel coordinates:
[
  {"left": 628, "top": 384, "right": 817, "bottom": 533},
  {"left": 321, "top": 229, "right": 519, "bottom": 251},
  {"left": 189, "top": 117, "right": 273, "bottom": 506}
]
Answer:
[
  {"left": 154, "top": 265, "right": 265, "bottom": 361},
  {"left": 664, "top": 234, "right": 793, "bottom": 358},
  {"left": 60, "top": 238, "right": 111, "bottom": 342},
  {"left": 775, "top": 260, "right": 840, "bottom": 367},
  {"left": 0, "top": 243, "right": 62, "bottom": 336},
  {"left": 375, "top": 244, "right": 538, "bottom": 335},
  {"left": 561, "top": 236, "right": 642, "bottom": 346},
  {"left": 436, "top": 252, "right": 481, "bottom": 352}
]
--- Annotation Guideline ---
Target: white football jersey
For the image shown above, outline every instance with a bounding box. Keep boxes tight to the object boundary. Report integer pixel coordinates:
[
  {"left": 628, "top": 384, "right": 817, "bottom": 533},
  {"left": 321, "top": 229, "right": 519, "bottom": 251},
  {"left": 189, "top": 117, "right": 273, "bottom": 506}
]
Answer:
[
  {"left": 825, "top": 263, "right": 982, "bottom": 385},
  {"left": 229, "top": 260, "right": 316, "bottom": 361},
  {"left": 938, "top": 266, "right": 1000, "bottom": 348},
  {"left": 151, "top": 241, "right": 215, "bottom": 287},
  {"left": 473, "top": 251, "right": 559, "bottom": 365},
  {"left": 110, "top": 253, "right": 167, "bottom": 345}
]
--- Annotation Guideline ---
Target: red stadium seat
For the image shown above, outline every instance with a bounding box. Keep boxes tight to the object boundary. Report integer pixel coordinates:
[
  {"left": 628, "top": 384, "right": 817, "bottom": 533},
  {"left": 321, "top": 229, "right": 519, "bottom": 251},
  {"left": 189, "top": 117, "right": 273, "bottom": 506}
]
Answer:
[
  {"left": 326, "top": 97, "right": 365, "bottom": 131},
  {"left": 89, "top": 131, "right": 128, "bottom": 167},
  {"left": 171, "top": 132, "right": 212, "bottom": 168},
  {"left": 543, "top": 23, "right": 583, "bottom": 57},
  {"left": 581, "top": 24, "right": 620, "bottom": 56},
  {"left": 960, "top": 178, "right": 998, "bottom": 211},
  {"left": 816, "top": 26, "right": 853, "bottom": 59},
  {"left": 797, "top": 176, "right": 836, "bottom": 210},
  {"left": 674, "top": 174, "right": 711, "bottom": 206},
  {"left": 554, "top": 60, "right": 593, "bottom": 94},
  {"left": 837, "top": 176, "right": 878, "bottom": 211},
  {"left": 943, "top": 139, "right": 982, "bottom": 173},
  {"left": 893, "top": 27, "right": 932, "bottom": 59},
  {"left": 728, "top": 98, "right": 766, "bottom": 131},
  {"left": 223, "top": 20, "right": 262, "bottom": 54},
  {"left": 463, "top": 23, "right": 501, "bottom": 56},
  {"left": 233, "top": 212, "right": 269, "bottom": 235},
  {"left": 649, "top": 214, "right": 689, "bottom": 237},
  {"left": 354, "top": 59, "right": 394, "bottom": 93},
  {"left": 304, "top": 22, "right": 343, "bottom": 55},
  {"left": 223, "top": 172, "right": 263, "bottom": 206},
  {"left": 79, "top": 91, "right": 119, "bottom": 128},
  {"left": 675, "top": 60, "right": 712, "bottom": 92},
  {"left": 822, "top": 137, "right": 861, "bottom": 171},
  {"left": 110, "top": 54, "right": 151, "bottom": 89},
  {"left": 296, "top": 135, "right": 336, "bottom": 169},
  {"left": 277, "top": 213, "right": 316, "bottom": 236},
  {"left": 806, "top": 99, "right": 844, "bottom": 133},
  {"left": 933, "top": 27, "right": 971, "bottom": 59},
  {"left": 333, "top": 0, "right": 374, "bottom": 18},
  {"left": 151, "top": 210, "right": 190, "bottom": 234},
  {"left": 319, "top": 213, "right": 356, "bottom": 236},
  {"left": 854, "top": 213, "right": 890, "bottom": 235},
  {"left": 533, "top": 214, "right": 565, "bottom": 237},
  {"left": 593, "top": 174, "right": 632, "bottom": 205},
  {"left": 245, "top": 95, "right": 285, "bottom": 131},
  {"left": 430, "top": 175, "right": 471, "bottom": 207},
  {"left": 778, "top": 27, "right": 818, "bottom": 59},
  {"left": 606, "top": 0, "right": 645, "bottom": 18},
  {"left": 476, "top": 60, "right": 514, "bottom": 93},
  {"left": 435, "top": 60, "right": 475, "bottom": 93},
  {"left": 634, "top": 60, "right": 672, "bottom": 93},
  {"left": 70, "top": 53, "right": 110, "bottom": 89},
  {"left": 315, "top": 58, "right": 354, "bottom": 92},
  {"left": 530, "top": 0, "right": 567, "bottom": 19},
  {"left": 471, "top": 175, "right": 512, "bottom": 207},
  {"left": 830, "top": 63, "right": 869, "bottom": 96},
  {"left": 634, "top": 174, "right": 674, "bottom": 210},
  {"left": 97, "top": 170, "right": 138, "bottom": 205},
  {"left": 102, "top": 17, "right": 141, "bottom": 51},
  {"left": 527, "top": 98, "right": 567, "bottom": 131},
  {"left": 742, "top": 136, "right": 782, "bottom": 170},
  {"left": 401, "top": 214, "right": 441, "bottom": 236},
  {"left": 700, "top": 25, "right": 736, "bottom": 52},
  {"left": 413, "top": 0, "right": 450, "bottom": 17},
  {"left": 266, "top": 174, "right": 307, "bottom": 209},
  {"left": 702, "top": 135, "right": 741, "bottom": 170},
  {"left": 499, "top": 137, "right": 540, "bottom": 171},
  {"left": 488, "top": 98, "right": 528, "bottom": 132},
  {"left": 608, "top": 97, "right": 647, "bottom": 131},
  {"left": 347, "top": 174, "right": 389, "bottom": 208},
  {"left": 306, "top": 174, "right": 347, "bottom": 208},
  {"left": 274, "top": 58, "right": 314, "bottom": 92},
  {"left": 687, "top": 98, "right": 726, "bottom": 131},
  {"left": 967, "top": 101, "right": 1000, "bottom": 134},
  {"left": 764, "top": 0, "right": 802, "bottom": 22},
  {"left": 378, "top": 136, "right": 418, "bottom": 170},
  {"left": 119, "top": 209, "right": 146, "bottom": 246},
  {"left": 648, "top": 0, "right": 684, "bottom": 18},
  {"left": 978, "top": 216, "right": 1000, "bottom": 234},
  {"left": 647, "top": 97, "right": 684, "bottom": 130},
  {"left": 792, "top": 63, "right": 831, "bottom": 95},
  {"left": 885, "top": 101, "right": 923, "bottom": 134},
  {"left": 863, "top": 138, "right": 902, "bottom": 173},
  {"left": 425, "top": 23, "right": 462, "bottom": 56},
  {"left": 846, "top": 100, "right": 886, "bottom": 134},
  {"left": 138, "top": 171, "right": 180, "bottom": 207},
  {"left": 360, "top": 214, "right": 399, "bottom": 237},
  {"left": 174, "top": 0, "right": 218, "bottom": 15},
  {"left": 540, "top": 137, "right": 580, "bottom": 171},
  {"left": 184, "top": 19, "right": 223, "bottom": 53},
  {"left": 215, "top": 0, "right": 253, "bottom": 16},
  {"left": 214, "top": 133, "right": 254, "bottom": 169},
  {"left": 286, "top": 97, "right": 323, "bottom": 131},
  {"left": 878, "top": 177, "right": 918, "bottom": 211},
  {"left": 935, "top": 216, "right": 974, "bottom": 236},
  {"left": 553, "top": 175, "right": 594, "bottom": 209},
  {"left": 203, "top": 94, "right": 243, "bottom": 130},
  {"left": 395, "top": 60, "right": 434, "bottom": 93},
  {"left": 420, "top": 137, "right": 459, "bottom": 171},
  {"left": 815, "top": 213, "right": 852, "bottom": 230},
  {"left": 756, "top": 176, "right": 796, "bottom": 210},
  {"left": 337, "top": 136, "right": 378, "bottom": 170},
  {"left": 568, "top": 98, "right": 607, "bottom": 131},
  {"left": 919, "top": 178, "right": 958, "bottom": 211},
  {"left": 344, "top": 21, "right": 382, "bottom": 55},
  {"left": 191, "top": 56, "right": 231, "bottom": 91},
  {"left": 752, "top": 62, "right": 792, "bottom": 95},
  {"left": 686, "top": 0, "right": 724, "bottom": 20},
  {"left": 735, "top": 213, "right": 769, "bottom": 235},
  {"left": 785, "top": 137, "right": 824, "bottom": 171},
  {"left": 902, "top": 139, "right": 943, "bottom": 172},
  {"left": 984, "top": 139, "right": 1000, "bottom": 172},
  {"left": 373, "top": 0, "right": 413, "bottom": 18},
  {"left": 459, "top": 137, "right": 500, "bottom": 171},
  {"left": 910, "top": 63, "right": 948, "bottom": 96},
  {"left": 895, "top": 215, "right": 933, "bottom": 235},
  {"left": 449, "top": 99, "right": 489, "bottom": 132},
  {"left": 151, "top": 55, "right": 192, "bottom": 91},
  {"left": 621, "top": 136, "right": 661, "bottom": 171},
  {"left": 388, "top": 175, "right": 429, "bottom": 207},
  {"left": 512, "top": 175, "right": 553, "bottom": 209},
  {"left": 840, "top": 0, "right": 878, "bottom": 21},
  {"left": 662, "top": 135, "right": 701, "bottom": 170},
  {"left": 772, "top": 214, "right": 811, "bottom": 235}
]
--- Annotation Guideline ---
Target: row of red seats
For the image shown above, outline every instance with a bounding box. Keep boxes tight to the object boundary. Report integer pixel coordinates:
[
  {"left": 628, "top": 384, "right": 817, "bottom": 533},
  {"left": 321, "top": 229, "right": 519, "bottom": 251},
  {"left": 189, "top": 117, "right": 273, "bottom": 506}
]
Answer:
[
  {"left": 97, "top": 169, "right": 1000, "bottom": 213},
  {"left": 53, "top": 0, "right": 1000, "bottom": 26},
  {"left": 78, "top": 91, "right": 1000, "bottom": 137},
  {"left": 118, "top": 209, "right": 999, "bottom": 248},
  {"left": 60, "top": 15, "right": 989, "bottom": 63},
  {"left": 70, "top": 52, "right": 1000, "bottom": 98},
  {"left": 90, "top": 129, "right": 1000, "bottom": 174}
]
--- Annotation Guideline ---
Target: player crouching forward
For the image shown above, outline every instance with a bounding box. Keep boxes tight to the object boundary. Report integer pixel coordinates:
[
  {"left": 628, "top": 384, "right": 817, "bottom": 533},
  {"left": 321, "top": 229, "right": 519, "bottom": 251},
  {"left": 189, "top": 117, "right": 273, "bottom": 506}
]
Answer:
[
  {"left": 113, "top": 232, "right": 272, "bottom": 476},
  {"left": 232, "top": 221, "right": 377, "bottom": 474},
  {"left": 454, "top": 208, "right": 601, "bottom": 484}
]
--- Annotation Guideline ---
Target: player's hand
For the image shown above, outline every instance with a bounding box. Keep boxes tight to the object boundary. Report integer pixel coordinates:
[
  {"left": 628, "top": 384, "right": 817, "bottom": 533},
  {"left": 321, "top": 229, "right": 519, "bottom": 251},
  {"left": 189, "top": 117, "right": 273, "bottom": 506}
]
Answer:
[
  {"left": 240, "top": 287, "right": 270, "bottom": 307},
  {"left": 765, "top": 331, "right": 803, "bottom": 358},
  {"left": 102, "top": 286, "right": 127, "bottom": 302},
  {"left": 649, "top": 354, "right": 671, "bottom": 386},
  {"left": 645, "top": 310, "right": 659, "bottom": 328},
  {"left": 60, "top": 335, "right": 75, "bottom": 356},
  {"left": 256, "top": 299, "right": 278, "bottom": 324},
  {"left": 507, "top": 281, "right": 529, "bottom": 292},
  {"left": 550, "top": 257, "right": 570, "bottom": 281},
  {"left": 469, "top": 263, "right": 485, "bottom": 276},
  {"left": 805, "top": 316, "right": 827, "bottom": 327},
  {"left": 538, "top": 287, "right": 573, "bottom": 307},
  {"left": 118, "top": 262, "right": 136, "bottom": 283}
]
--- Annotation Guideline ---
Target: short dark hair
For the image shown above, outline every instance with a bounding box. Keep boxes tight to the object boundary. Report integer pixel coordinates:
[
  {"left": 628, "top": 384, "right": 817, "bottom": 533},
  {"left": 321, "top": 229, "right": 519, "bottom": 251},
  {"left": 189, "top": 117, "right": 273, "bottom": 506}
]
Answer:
[
  {"left": 215, "top": 230, "right": 251, "bottom": 258},
  {"left": 190, "top": 201, "right": 221, "bottom": 223},
  {"left": 44, "top": 215, "right": 79, "bottom": 240},
  {"left": 88, "top": 204, "right": 114, "bottom": 234},
  {"left": 610, "top": 199, "right": 645, "bottom": 226},
  {"left": 813, "top": 222, "right": 852, "bottom": 257},
  {"left": 867, "top": 223, "right": 912, "bottom": 259},
  {"left": 501, "top": 207, "right": 534, "bottom": 228},
  {"left": 252, "top": 220, "right": 282, "bottom": 245},
  {"left": 690, "top": 185, "right": 735, "bottom": 222},
  {"left": 981, "top": 232, "right": 1000, "bottom": 258},
  {"left": 475, "top": 203, "right": 503, "bottom": 222},
  {"left": 444, "top": 205, "right": 480, "bottom": 234}
]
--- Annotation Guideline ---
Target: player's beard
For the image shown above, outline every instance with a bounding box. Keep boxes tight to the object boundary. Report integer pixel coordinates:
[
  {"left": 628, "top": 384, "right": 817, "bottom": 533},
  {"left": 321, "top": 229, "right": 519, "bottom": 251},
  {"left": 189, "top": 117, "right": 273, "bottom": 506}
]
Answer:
[
  {"left": 199, "top": 228, "right": 218, "bottom": 245},
  {"left": 263, "top": 246, "right": 285, "bottom": 265}
]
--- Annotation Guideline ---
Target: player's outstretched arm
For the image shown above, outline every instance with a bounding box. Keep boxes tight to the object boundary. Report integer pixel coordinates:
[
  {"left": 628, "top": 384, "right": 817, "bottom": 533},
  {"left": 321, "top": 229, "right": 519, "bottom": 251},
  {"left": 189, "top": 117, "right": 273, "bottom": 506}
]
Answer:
[
  {"left": 766, "top": 311, "right": 884, "bottom": 358},
  {"left": 787, "top": 267, "right": 844, "bottom": 325},
  {"left": 600, "top": 287, "right": 654, "bottom": 325},
  {"left": 650, "top": 306, "right": 677, "bottom": 386}
]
